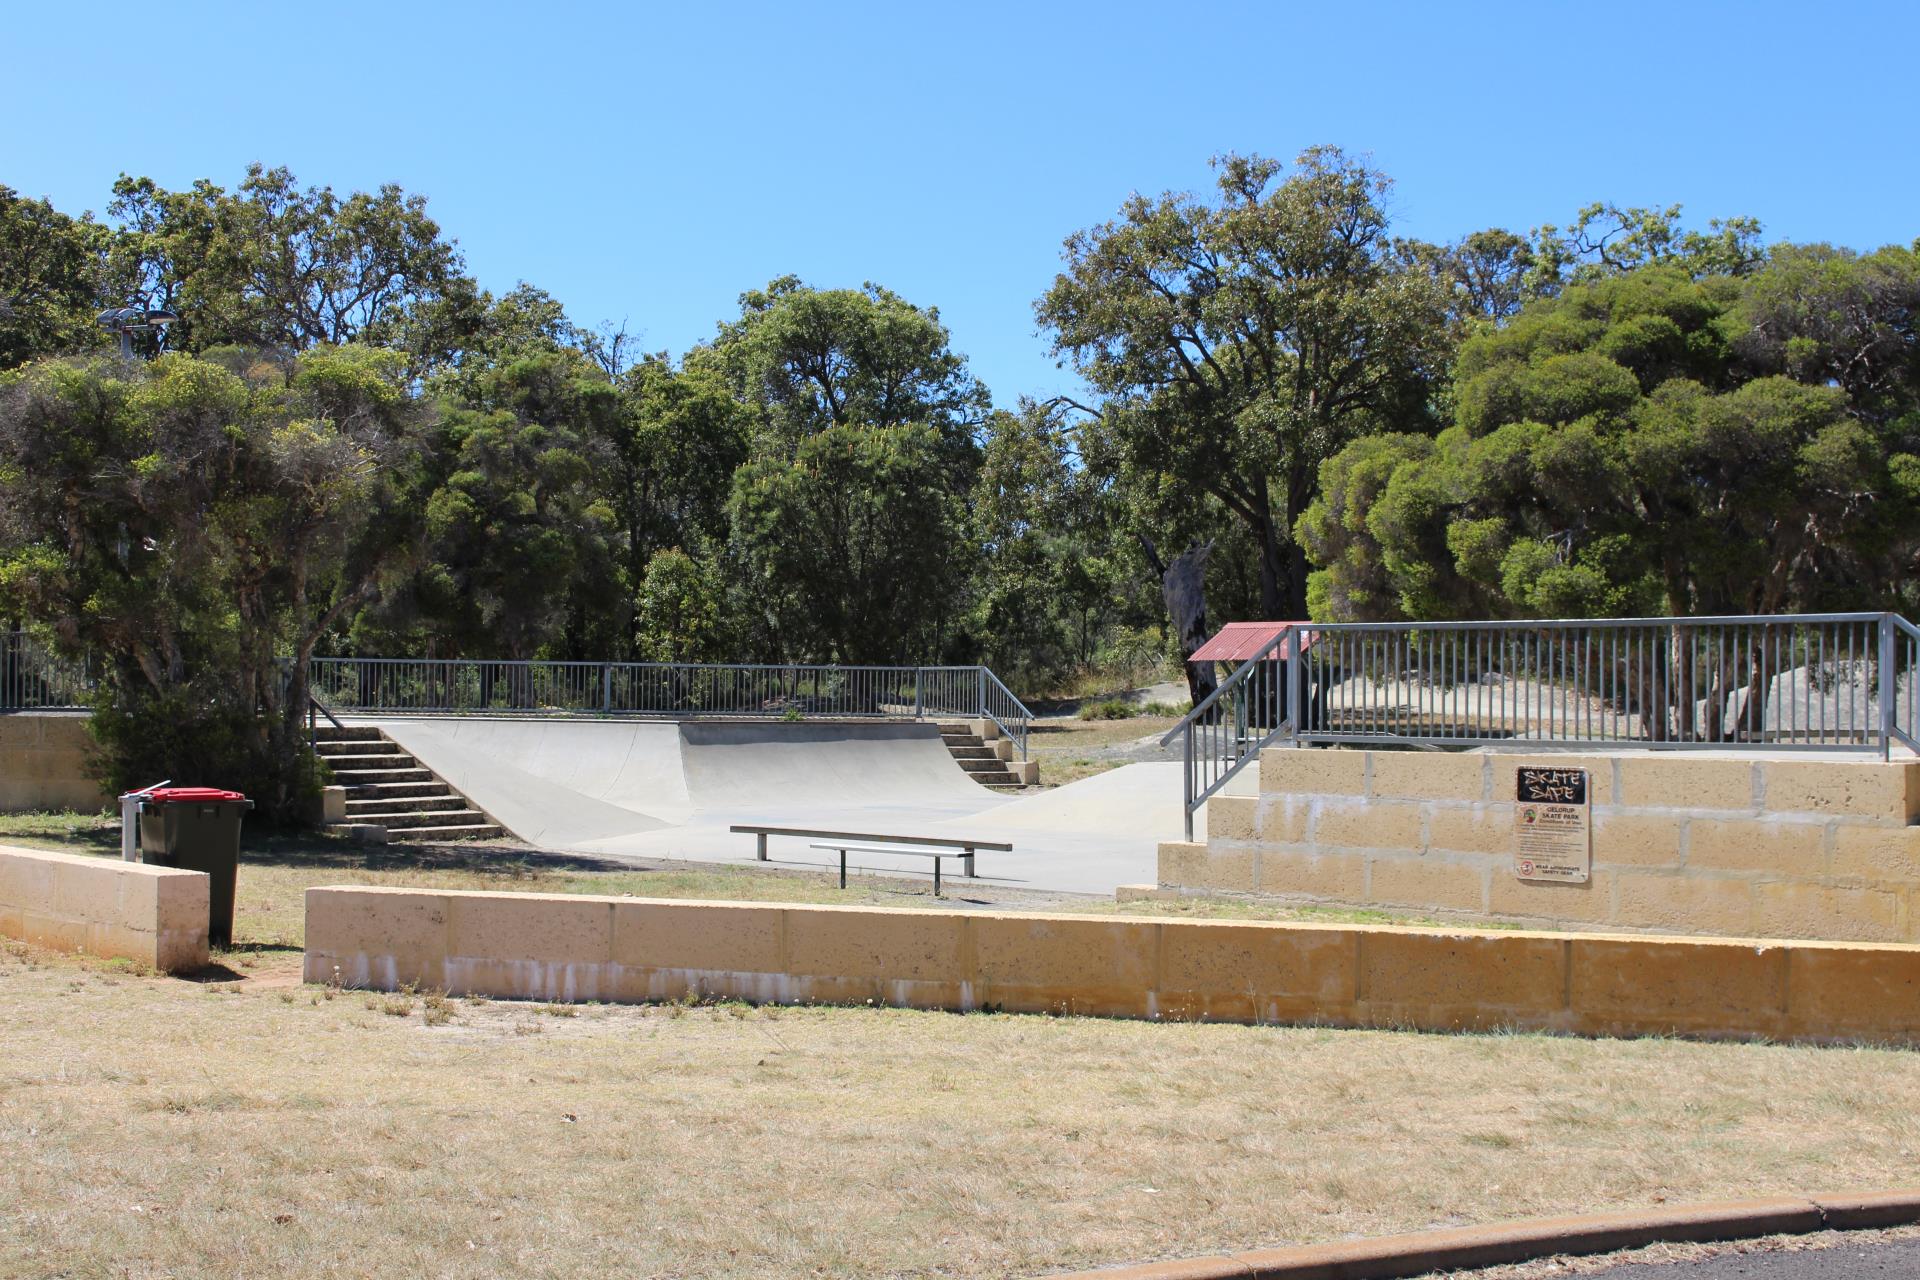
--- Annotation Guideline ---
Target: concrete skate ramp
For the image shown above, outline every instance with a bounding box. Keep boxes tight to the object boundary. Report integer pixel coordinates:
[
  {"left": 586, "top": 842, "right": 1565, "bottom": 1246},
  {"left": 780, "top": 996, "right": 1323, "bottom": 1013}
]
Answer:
[
  {"left": 370, "top": 718, "right": 693, "bottom": 847},
  {"left": 361, "top": 716, "right": 1201, "bottom": 895},
  {"left": 678, "top": 721, "right": 997, "bottom": 813}
]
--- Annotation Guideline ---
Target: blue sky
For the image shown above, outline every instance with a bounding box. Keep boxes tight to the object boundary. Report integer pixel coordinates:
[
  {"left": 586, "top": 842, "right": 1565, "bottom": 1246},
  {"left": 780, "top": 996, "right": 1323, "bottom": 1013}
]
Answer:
[{"left": 5, "top": 1, "right": 1916, "bottom": 406}]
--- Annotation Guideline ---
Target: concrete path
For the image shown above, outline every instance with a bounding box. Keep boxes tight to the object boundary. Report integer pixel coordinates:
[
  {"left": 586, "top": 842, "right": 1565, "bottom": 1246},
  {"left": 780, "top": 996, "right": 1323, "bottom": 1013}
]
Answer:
[{"left": 360, "top": 717, "right": 1239, "bottom": 896}]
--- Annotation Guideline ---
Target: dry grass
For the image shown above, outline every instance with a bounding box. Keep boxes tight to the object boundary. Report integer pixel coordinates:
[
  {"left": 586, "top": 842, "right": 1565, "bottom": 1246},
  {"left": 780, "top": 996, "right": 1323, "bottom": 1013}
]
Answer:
[
  {"left": 1027, "top": 713, "right": 1184, "bottom": 785},
  {"left": 3, "top": 938, "right": 1918, "bottom": 1279}
]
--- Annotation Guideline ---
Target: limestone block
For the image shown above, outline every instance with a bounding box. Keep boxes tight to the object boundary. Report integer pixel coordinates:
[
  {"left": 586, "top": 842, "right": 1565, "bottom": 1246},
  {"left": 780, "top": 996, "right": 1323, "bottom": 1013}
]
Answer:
[
  {"left": 1486, "top": 869, "right": 1616, "bottom": 925},
  {"left": 1260, "top": 747, "right": 1365, "bottom": 796},
  {"left": 1367, "top": 751, "right": 1487, "bottom": 802},
  {"left": 1787, "top": 944, "right": 1920, "bottom": 1041},
  {"left": 1256, "top": 794, "right": 1311, "bottom": 843},
  {"left": 1570, "top": 937, "right": 1787, "bottom": 1039},
  {"left": 611, "top": 899, "right": 784, "bottom": 974},
  {"left": 784, "top": 906, "right": 963, "bottom": 983},
  {"left": 304, "top": 885, "right": 455, "bottom": 990},
  {"left": 1590, "top": 811, "right": 1685, "bottom": 869},
  {"left": 1206, "top": 794, "right": 1257, "bottom": 841},
  {"left": 1254, "top": 846, "right": 1366, "bottom": 899},
  {"left": 1831, "top": 825, "right": 1920, "bottom": 884},
  {"left": 1613, "top": 871, "right": 1755, "bottom": 937},
  {"left": 1358, "top": 931, "right": 1570, "bottom": 1032},
  {"left": 1686, "top": 818, "right": 1825, "bottom": 875},
  {"left": 1615, "top": 755, "right": 1757, "bottom": 811},
  {"left": 1425, "top": 804, "right": 1510, "bottom": 856},
  {"left": 1312, "top": 798, "right": 1424, "bottom": 851},
  {"left": 1762, "top": 759, "right": 1920, "bottom": 823},
  {"left": 1157, "top": 920, "right": 1359, "bottom": 1022},
  {"left": 970, "top": 914, "right": 1159, "bottom": 1018},
  {"left": 1751, "top": 881, "right": 1906, "bottom": 944},
  {"left": 1156, "top": 840, "right": 1209, "bottom": 887},
  {"left": 1365, "top": 853, "right": 1488, "bottom": 913}
]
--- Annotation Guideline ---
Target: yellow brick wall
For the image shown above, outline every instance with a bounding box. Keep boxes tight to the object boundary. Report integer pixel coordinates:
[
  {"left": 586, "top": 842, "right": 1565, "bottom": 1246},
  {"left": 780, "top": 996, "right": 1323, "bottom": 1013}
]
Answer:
[
  {"left": 304, "top": 885, "right": 1920, "bottom": 1045},
  {"left": 0, "top": 714, "right": 111, "bottom": 813},
  {"left": 1168, "top": 748, "right": 1920, "bottom": 944}
]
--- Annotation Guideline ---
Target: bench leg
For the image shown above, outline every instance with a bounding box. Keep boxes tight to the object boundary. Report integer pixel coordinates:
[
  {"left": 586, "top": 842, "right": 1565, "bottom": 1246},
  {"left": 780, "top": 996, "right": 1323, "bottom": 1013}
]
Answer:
[
  {"left": 839, "top": 849, "right": 847, "bottom": 890},
  {"left": 932, "top": 855, "right": 941, "bottom": 897},
  {"left": 756, "top": 832, "right": 767, "bottom": 862},
  {"left": 962, "top": 847, "right": 975, "bottom": 878}
]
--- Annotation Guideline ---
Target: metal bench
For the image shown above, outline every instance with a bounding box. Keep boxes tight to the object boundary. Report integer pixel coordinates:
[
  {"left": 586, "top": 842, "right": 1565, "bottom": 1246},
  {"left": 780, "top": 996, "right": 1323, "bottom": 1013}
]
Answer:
[
  {"left": 808, "top": 842, "right": 980, "bottom": 894},
  {"left": 729, "top": 824, "right": 1012, "bottom": 886}
]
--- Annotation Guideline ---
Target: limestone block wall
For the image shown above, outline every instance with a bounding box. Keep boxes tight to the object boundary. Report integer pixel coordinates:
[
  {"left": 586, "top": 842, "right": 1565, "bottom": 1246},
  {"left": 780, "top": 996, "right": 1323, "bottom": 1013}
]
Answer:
[
  {"left": 0, "top": 713, "right": 111, "bottom": 813},
  {"left": 0, "top": 843, "right": 209, "bottom": 971},
  {"left": 1164, "top": 748, "right": 1920, "bottom": 943},
  {"left": 304, "top": 885, "right": 1920, "bottom": 1044}
]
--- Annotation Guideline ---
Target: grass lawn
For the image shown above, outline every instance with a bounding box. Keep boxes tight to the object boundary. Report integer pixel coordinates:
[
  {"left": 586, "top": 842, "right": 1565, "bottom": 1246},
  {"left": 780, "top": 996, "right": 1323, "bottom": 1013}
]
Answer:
[{"left": 4, "top": 936, "right": 1919, "bottom": 1280}]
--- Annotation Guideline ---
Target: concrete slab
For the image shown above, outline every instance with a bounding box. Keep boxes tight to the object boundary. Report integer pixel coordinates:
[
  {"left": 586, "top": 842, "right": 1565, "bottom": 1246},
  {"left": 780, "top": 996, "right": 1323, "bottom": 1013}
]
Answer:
[{"left": 352, "top": 717, "right": 1207, "bottom": 896}]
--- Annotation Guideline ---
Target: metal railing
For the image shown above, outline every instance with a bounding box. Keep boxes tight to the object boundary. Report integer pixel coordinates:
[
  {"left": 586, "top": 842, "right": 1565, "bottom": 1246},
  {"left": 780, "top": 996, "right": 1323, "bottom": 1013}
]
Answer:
[
  {"left": 1, "top": 632, "right": 91, "bottom": 710},
  {"left": 1165, "top": 613, "right": 1920, "bottom": 840},
  {"left": 306, "top": 658, "right": 1033, "bottom": 757}
]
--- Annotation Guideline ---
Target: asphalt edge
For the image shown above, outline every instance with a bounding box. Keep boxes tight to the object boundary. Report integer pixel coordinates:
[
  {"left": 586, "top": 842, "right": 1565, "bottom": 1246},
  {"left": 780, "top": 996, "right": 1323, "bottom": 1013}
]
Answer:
[{"left": 1046, "top": 1189, "right": 1920, "bottom": 1280}]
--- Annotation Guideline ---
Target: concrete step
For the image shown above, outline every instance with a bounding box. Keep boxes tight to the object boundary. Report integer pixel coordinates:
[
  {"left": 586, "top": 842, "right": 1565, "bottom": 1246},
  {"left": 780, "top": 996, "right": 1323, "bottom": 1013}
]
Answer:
[
  {"left": 970, "top": 773, "right": 1021, "bottom": 787},
  {"left": 947, "top": 745, "right": 998, "bottom": 761},
  {"left": 983, "top": 782, "right": 1029, "bottom": 793},
  {"left": 319, "top": 752, "right": 417, "bottom": 770},
  {"left": 330, "top": 767, "right": 434, "bottom": 784},
  {"left": 383, "top": 823, "right": 502, "bottom": 841},
  {"left": 956, "top": 757, "right": 1015, "bottom": 774},
  {"left": 346, "top": 795, "right": 467, "bottom": 816},
  {"left": 341, "top": 781, "right": 450, "bottom": 800},
  {"left": 314, "top": 725, "right": 383, "bottom": 742},
  {"left": 313, "top": 739, "right": 395, "bottom": 757},
  {"left": 942, "top": 736, "right": 987, "bottom": 750},
  {"left": 366, "top": 808, "right": 490, "bottom": 829}
]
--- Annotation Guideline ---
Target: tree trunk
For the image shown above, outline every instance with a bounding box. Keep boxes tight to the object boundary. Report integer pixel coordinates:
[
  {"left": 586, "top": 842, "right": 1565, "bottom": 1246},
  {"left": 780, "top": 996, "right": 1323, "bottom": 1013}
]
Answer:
[{"left": 1141, "top": 535, "right": 1218, "bottom": 708}]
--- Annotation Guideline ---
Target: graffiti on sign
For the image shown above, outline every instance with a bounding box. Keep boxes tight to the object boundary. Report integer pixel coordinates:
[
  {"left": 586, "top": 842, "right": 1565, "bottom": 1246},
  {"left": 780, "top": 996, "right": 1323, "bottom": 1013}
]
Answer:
[{"left": 1514, "top": 766, "right": 1591, "bottom": 883}]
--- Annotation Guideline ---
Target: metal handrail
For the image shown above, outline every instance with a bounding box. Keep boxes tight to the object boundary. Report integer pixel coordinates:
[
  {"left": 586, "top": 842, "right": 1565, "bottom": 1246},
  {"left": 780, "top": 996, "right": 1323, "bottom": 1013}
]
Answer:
[
  {"left": 1164, "top": 612, "right": 1920, "bottom": 843},
  {"left": 303, "top": 656, "right": 1033, "bottom": 756},
  {"left": 1161, "top": 627, "right": 1294, "bottom": 840}
]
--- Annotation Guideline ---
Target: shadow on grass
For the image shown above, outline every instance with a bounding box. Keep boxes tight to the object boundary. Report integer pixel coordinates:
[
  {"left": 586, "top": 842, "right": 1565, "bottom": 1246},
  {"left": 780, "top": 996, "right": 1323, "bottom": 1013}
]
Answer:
[{"left": 232, "top": 835, "right": 632, "bottom": 877}]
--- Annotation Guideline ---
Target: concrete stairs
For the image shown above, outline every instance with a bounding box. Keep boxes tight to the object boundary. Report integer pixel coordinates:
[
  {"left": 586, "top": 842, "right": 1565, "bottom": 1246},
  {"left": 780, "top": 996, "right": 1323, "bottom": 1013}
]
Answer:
[
  {"left": 937, "top": 721, "right": 1033, "bottom": 790},
  {"left": 314, "top": 725, "right": 502, "bottom": 842}
]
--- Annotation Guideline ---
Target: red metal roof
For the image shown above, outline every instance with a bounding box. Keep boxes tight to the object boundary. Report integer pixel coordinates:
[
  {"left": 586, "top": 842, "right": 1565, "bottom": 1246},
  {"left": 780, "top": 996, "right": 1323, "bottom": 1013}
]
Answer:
[{"left": 1190, "top": 622, "right": 1315, "bottom": 663}]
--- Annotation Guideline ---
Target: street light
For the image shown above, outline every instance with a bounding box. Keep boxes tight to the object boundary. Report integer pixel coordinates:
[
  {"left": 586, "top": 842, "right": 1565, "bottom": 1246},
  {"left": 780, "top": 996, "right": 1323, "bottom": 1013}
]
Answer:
[{"left": 95, "top": 306, "right": 179, "bottom": 359}]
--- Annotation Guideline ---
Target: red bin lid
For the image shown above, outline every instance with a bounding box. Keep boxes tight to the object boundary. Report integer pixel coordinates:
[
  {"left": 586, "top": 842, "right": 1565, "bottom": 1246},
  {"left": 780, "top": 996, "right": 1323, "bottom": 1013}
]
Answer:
[{"left": 144, "top": 786, "right": 247, "bottom": 804}]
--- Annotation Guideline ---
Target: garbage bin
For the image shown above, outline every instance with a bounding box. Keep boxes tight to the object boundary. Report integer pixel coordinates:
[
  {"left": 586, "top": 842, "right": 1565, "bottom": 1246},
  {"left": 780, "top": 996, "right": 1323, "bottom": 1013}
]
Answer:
[{"left": 138, "top": 787, "right": 253, "bottom": 948}]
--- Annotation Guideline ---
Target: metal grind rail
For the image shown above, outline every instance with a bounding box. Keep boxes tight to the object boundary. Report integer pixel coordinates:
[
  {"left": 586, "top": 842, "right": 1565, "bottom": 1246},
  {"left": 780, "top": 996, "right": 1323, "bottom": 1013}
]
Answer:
[
  {"left": 1165, "top": 613, "right": 1920, "bottom": 840},
  {"left": 304, "top": 658, "right": 1033, "bottom": 758}
]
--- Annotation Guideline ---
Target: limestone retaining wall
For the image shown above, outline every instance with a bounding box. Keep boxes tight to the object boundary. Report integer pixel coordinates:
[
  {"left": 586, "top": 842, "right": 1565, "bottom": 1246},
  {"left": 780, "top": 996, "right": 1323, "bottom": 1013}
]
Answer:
[
  {"left": 0, "top": 843, "right": 209, "bottom": 971},
  {"left": 1165, "top": 748, "right": 1920, "bottom": 943},
  {"left": 304, "top": 886, "right": 1920, "bottom": 1043},
  {"left": 0, "top": 713, "right": 110, "bottom": 813}
]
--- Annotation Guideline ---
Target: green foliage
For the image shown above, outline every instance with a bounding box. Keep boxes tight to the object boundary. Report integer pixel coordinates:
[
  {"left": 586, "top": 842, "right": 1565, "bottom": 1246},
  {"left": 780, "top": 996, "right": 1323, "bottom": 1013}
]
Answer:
[
  {"left": 0, "top": 186, "right": 110, "bottom": 366},
  {"left": 1039, "top": 147, "right": 1454, "bottom": 619},
  {"left": 635, "top": 548, "right": 729, "bottom": 663},
  {"left": 727, "top": 423, "right": 963, "bottom": 662},
  {"left": 1301, "top": 253, "right": 1920, "bottom": 620},
  {"left": 1077, "top": 698, "right": 1138, "bottom": 721}
]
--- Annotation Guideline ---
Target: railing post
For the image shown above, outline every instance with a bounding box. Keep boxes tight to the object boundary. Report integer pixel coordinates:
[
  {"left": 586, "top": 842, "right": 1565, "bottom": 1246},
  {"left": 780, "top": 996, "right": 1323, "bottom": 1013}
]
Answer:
[
  {"left": 1183, "top": 718, "right": 1195, "bottom": 842},
  {"left": 977, "top": 666, "right": 986, "bottom": 722},
  {"left": 1284, "top": 626, "right": 1300, "bottom": 745},
  {"left": 914, "top": 667, "right": 925, "bottom": 721},
  {"left": 1880, "top": 613, "right": 1895, "bottom": 761},
  {"left": 602, "top": 663, "right": 612, "bottom": 714}
]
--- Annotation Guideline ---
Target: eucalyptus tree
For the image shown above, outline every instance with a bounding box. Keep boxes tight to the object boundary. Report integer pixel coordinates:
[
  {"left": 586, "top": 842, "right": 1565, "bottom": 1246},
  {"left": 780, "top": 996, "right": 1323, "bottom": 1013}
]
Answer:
[{"left": 1038, "top": 148, "right": 1453, "bottom": 625}]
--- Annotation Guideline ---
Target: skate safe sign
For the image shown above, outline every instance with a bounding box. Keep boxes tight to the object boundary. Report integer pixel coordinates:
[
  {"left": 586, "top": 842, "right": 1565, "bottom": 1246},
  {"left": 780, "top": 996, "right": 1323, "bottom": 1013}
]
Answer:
[{"left": 1513, "top": 766, "right": 1592, "bottom": 883}]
